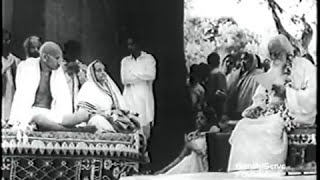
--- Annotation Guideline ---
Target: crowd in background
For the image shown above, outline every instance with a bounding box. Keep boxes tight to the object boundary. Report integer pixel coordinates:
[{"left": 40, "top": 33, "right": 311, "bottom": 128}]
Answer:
[
  {"left": 156, "top": 34, "right": 317, "bottom": 175},
  {"left": 187, "top": 48, "right": 315, "bottom": 132}
]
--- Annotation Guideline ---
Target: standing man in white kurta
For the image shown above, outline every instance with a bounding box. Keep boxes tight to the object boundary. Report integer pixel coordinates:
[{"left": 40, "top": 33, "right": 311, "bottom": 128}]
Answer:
[{"left": 121, "top": 37, "right": 156, "bottom": 139}]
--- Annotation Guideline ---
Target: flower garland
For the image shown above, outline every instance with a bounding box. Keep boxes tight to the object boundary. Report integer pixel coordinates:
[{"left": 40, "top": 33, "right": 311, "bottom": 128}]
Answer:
[
  {"left": 281, "top": 108, "right": 300, "bottom": 132},
  {"left": 283, "top": 54, "right": 293, "bottom": 87},
  {"left": 282, "top": 54, "right": 300, "bottom": 132},
  {"left": 262, "top": 68, "right": 299, "bottom": 133}
]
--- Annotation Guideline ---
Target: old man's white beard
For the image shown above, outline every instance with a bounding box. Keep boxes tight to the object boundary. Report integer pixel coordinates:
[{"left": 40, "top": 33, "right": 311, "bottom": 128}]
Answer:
[{"left": 268, "top": 64, "right": 287, "bottom": 85}]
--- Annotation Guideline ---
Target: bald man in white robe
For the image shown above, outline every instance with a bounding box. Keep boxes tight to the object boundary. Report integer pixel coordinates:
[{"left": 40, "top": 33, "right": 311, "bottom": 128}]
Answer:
[{"left": 9, "top": 42, "right": 94, "bottom": 132}]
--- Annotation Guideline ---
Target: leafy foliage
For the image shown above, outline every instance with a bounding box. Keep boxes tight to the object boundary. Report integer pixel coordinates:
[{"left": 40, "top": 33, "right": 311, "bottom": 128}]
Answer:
[
  {"left": 236, "top": 0, "right": 316, "bottom": 56},
  {"left": 184, "top": 16, "right": 260, "bottom": 70}
]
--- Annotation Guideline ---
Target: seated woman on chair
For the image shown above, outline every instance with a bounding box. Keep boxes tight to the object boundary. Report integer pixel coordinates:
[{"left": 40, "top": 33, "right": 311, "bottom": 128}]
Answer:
[
  {"left": 156, "top": 107, "right": 220, "bottom": 174},
  {"left": 34, "top": 60, "right": 140, "bottom": 133}
]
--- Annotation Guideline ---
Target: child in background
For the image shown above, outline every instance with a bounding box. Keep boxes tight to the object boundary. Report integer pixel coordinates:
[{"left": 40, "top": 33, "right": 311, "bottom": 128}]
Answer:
[
  {"left": 188, "top": 64, "right": 208, "bottom": 115},
  {"left": 155, "top": 108, "right": 220, "bottom": 175}
]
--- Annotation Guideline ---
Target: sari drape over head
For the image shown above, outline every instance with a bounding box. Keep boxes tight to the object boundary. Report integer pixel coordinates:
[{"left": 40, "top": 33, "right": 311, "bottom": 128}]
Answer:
[
  {"left": 77, "top": 60, "right": 140, "bottom": 133},
  {"left": 77, "top": 60, "right": 127, "bottom": 112}
]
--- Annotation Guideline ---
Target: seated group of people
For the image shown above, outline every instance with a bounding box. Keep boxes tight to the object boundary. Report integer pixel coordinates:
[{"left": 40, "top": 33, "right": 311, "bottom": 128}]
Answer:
[
  {"left": 2, "top": 28, "right": 316, "bottom": 175},
  {"left": 2, "top": 29, "right": 156, "bottom": 138},
  {"left": 156, "top": 34, "right": 316, "bottom": 175}
]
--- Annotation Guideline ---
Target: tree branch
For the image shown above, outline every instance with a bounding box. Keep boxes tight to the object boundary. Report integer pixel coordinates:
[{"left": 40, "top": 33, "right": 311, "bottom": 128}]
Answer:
[
  {"left": 237, "top": 0, "right": 313, "bottom": 54},
  {"left": 266, "top": 0, "right": 308, "bottom": 54},
  {"left": 300, "top": 15, "right": 313, "bottom": 50}
]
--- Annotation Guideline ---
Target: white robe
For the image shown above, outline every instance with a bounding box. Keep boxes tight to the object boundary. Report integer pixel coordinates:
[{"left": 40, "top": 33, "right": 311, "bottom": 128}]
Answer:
[
  {"left": 285, "top": 57, "right": 317, "bottom": 125},
  {"left": 9, "top": 57, "right": 75, "bottom": 127},
  {"left": 2, "top": 53, "right": 21, "bottom": 122},
  {"left": 227, "top": 85, "right": 288, "bottom": 172},
  {"left": 228, "top": 57, "right": 317, "bottom": 172},
  {"left": 121, "top": 51, "right": 156, "bottom": 127},
  {"left": 166, "top": 136, "right": 208, "bottom": 174}
]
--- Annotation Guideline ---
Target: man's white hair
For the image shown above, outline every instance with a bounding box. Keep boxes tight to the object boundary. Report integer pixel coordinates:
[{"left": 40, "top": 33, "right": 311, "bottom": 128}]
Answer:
[{"left": 268, "top": 34, "right": 294, "bottom": 56}]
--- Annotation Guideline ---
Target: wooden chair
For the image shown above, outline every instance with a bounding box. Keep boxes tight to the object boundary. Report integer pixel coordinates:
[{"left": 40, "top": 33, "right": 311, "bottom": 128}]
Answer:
[
  {"left": 285, "top": 124, "right": 317, "bottom": 175},
  {"left": 206, "top": 120, "right": 237, "bottom": 172}
]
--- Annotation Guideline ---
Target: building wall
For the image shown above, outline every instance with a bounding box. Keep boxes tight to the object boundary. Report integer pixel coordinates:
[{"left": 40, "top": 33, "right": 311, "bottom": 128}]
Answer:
[{"left": 2, "top": 0, "right": 13, "bottom": 31}]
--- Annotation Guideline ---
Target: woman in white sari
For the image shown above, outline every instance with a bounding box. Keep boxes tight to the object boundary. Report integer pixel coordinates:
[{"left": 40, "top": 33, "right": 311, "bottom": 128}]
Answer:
[
  {"left": 60, "top": 60, "right": 140, "bottom": 133},
  {"left": 155, "top": 108, "right": 220, "bottom": 175},
  {"left": 227, "top": 34, "right": 317, "bottom": 174}
]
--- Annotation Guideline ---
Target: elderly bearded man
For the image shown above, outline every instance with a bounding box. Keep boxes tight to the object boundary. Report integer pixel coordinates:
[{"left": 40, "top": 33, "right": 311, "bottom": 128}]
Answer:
[
  {"left": 23, "top": 35, "right": 42, "bottom": 59},
  {"left": 227, "top": 34, "right": 317, "bottom": 173}
]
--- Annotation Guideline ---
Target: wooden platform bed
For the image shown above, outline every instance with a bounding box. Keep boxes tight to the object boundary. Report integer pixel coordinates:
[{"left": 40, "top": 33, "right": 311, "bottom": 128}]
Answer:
[{"left": 1, "top": 129, "right": 149, "bottom": 180}]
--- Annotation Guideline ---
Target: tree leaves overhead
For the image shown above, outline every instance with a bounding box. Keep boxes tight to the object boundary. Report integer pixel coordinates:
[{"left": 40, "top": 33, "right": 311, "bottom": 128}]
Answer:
[
  {"left": 184, "top": 16, "right": 259, "bottom": 69},
  {"left": 236, "top": 0, "right": 315, "bottom": 55}
]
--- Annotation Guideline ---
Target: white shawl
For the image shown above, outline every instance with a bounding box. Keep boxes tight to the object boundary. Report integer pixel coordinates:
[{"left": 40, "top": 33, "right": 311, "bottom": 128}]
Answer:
[
  {"left": 285, "top": 57, "right": 317, "bottom": 125},
  {"left": 9, "top": 57, "right": 74, "bottom": 126},
  {"left": 77, "top": 60, "right": 127, "bottom": 112}
]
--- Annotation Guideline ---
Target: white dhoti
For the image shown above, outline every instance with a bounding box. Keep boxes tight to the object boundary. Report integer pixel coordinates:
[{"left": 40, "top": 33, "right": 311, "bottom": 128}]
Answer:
[{"left": 9, "top": 57, "right": 75, "bottom": 129}]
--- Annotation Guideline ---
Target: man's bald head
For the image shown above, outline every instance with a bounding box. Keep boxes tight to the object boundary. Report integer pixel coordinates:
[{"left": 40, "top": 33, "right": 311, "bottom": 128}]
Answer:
[
  {"left": 39, "top": 41, "right": 63, "bottom": 57},
  {"left": 39, "top": 41, "right": 63, "bottom": 70}
]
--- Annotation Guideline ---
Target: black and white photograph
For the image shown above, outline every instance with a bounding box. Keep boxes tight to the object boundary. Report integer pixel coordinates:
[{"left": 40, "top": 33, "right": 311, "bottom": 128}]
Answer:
[{"left": 2, "top": 0, "right": 317, "bottom": 179}]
